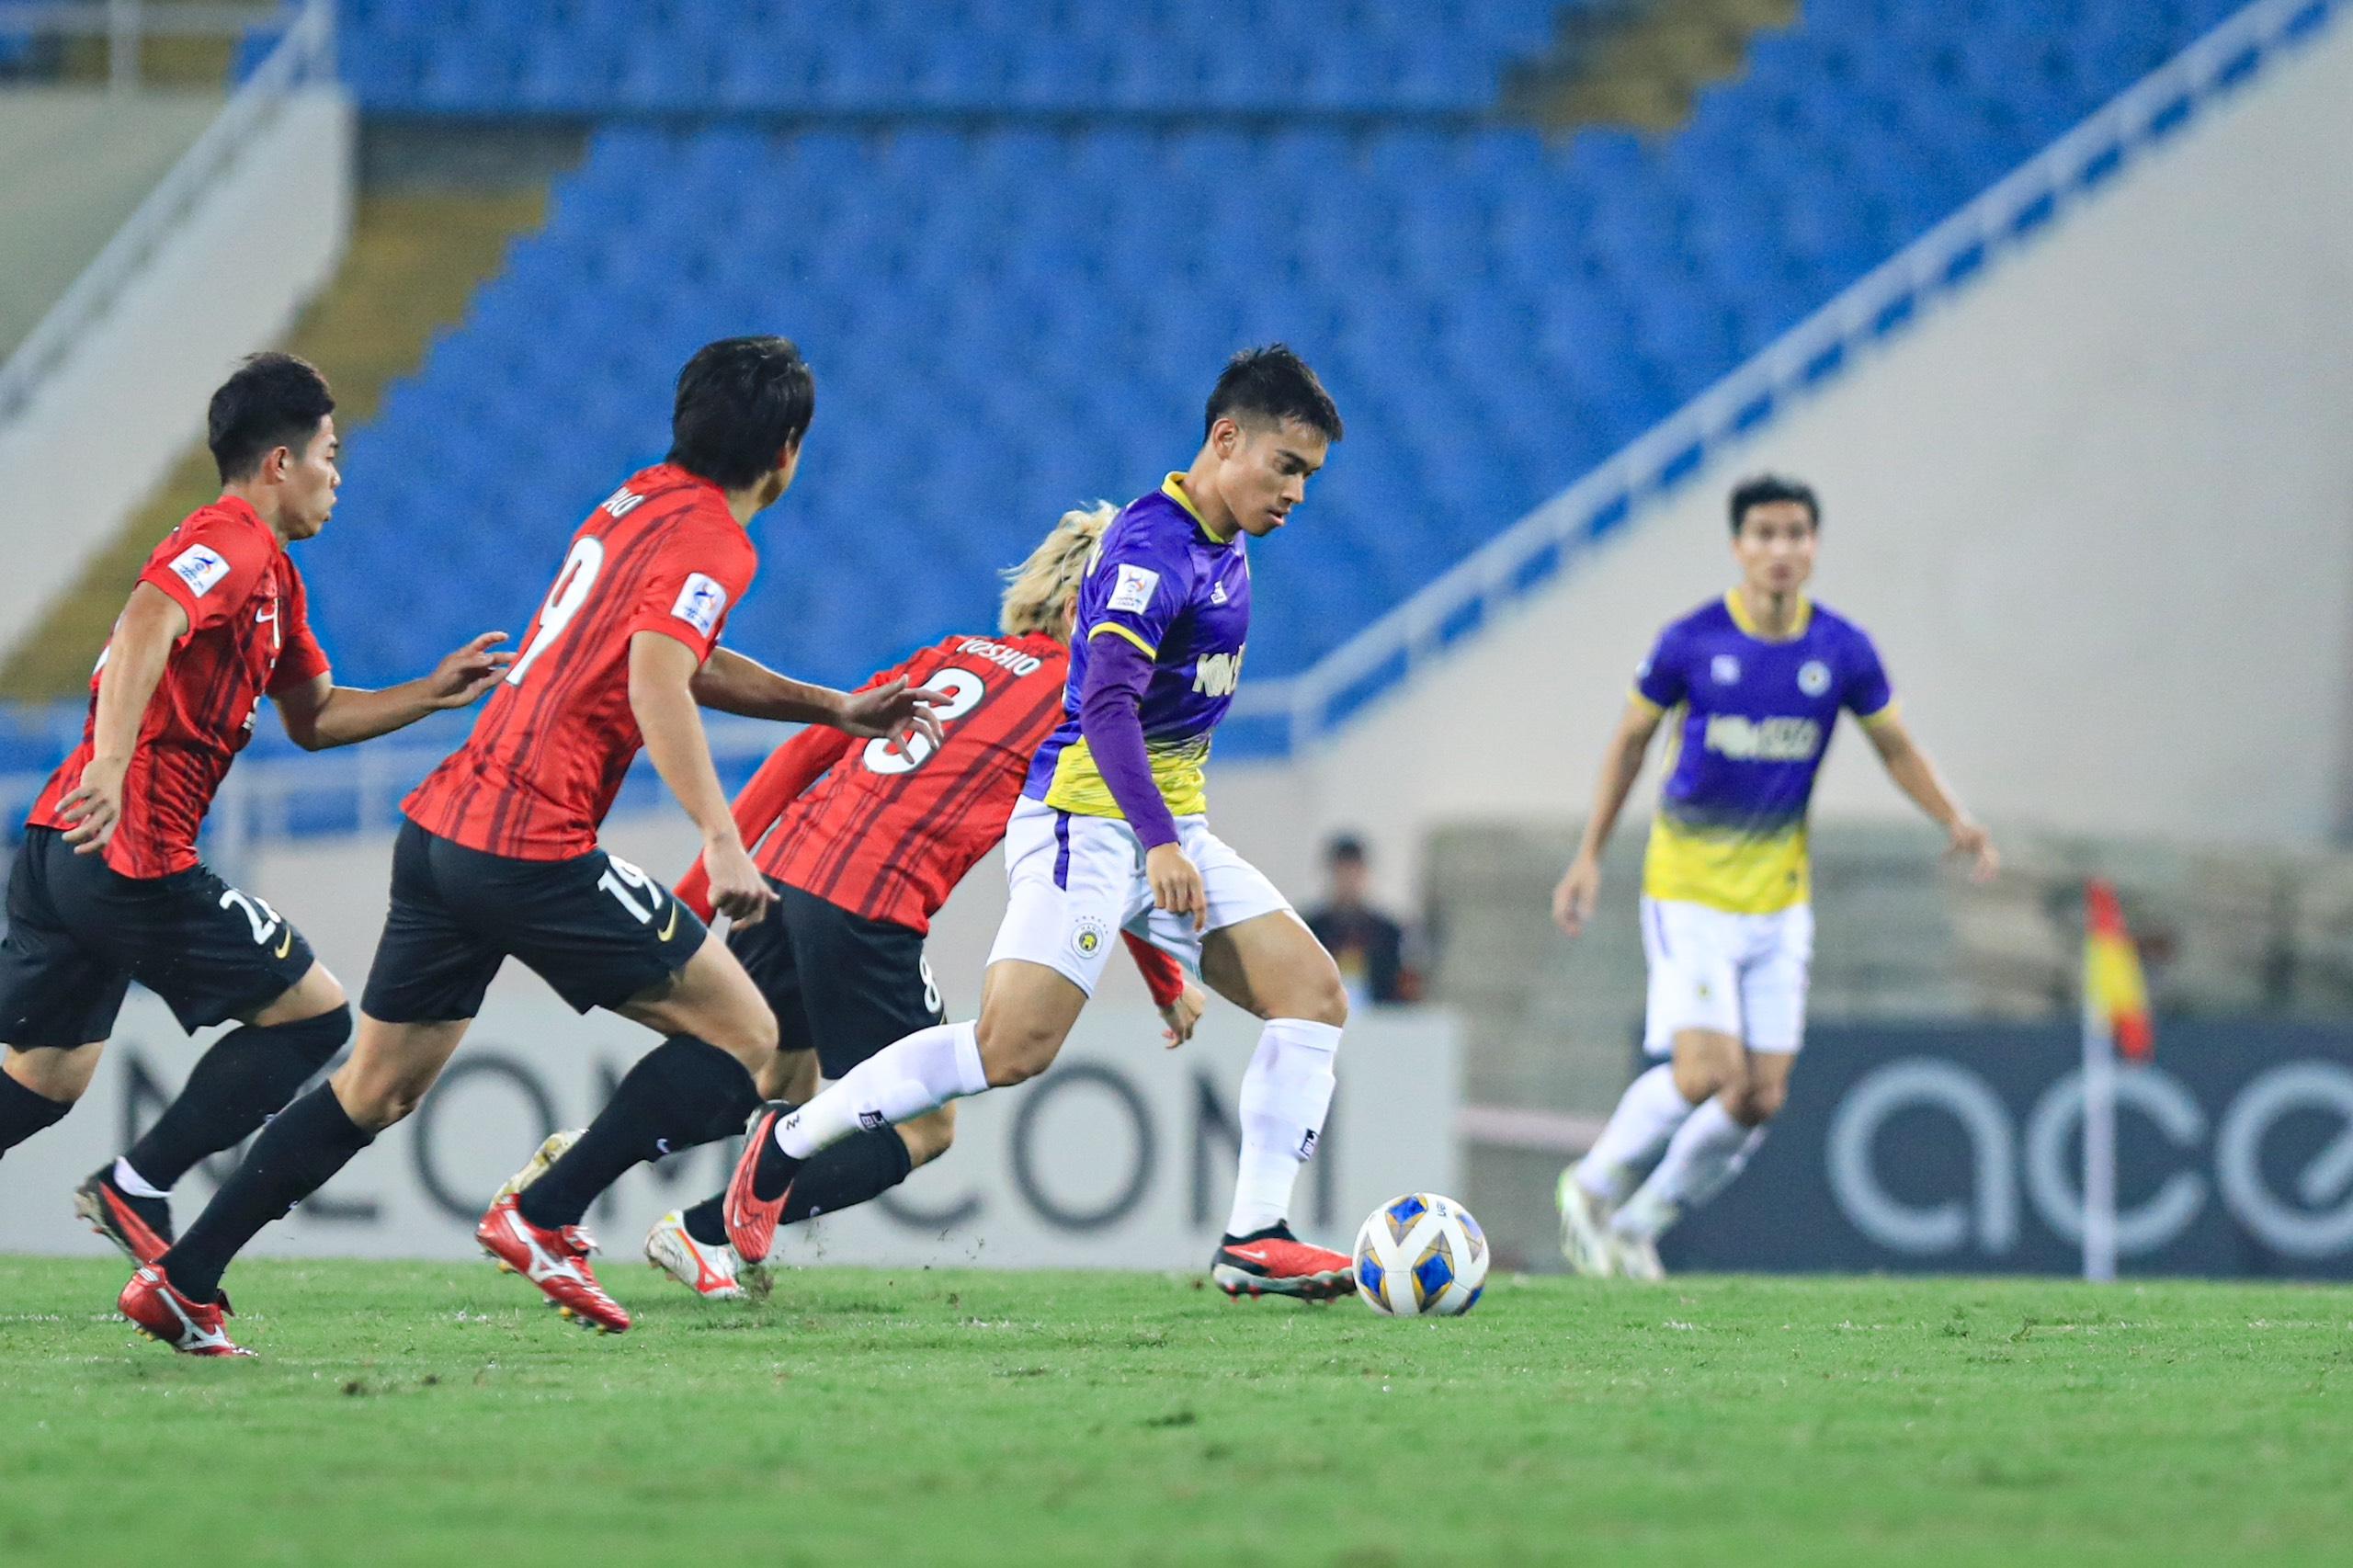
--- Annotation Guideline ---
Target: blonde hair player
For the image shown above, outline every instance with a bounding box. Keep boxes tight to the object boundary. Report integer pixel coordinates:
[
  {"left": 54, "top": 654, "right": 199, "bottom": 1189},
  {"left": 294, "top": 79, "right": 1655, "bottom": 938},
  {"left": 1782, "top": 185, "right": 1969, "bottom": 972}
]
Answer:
[{"left": 1551, "top": 473, "right": 1998, "bottom": 1280}]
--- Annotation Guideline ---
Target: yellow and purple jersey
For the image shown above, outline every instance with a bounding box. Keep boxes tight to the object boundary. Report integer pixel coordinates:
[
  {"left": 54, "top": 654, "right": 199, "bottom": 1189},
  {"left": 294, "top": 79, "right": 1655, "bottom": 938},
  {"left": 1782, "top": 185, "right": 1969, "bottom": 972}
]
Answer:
[
  {"left": 1634, "top": 593, "right": 1894, "bottom": 915},
  {"left": 1023, "top": 473, "right": 1249, "bottom": 821}
]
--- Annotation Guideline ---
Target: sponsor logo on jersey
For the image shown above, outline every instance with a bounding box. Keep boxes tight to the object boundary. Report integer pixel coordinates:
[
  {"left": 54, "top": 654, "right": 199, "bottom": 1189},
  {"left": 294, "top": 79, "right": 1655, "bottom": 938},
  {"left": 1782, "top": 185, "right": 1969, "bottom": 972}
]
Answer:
[
  {"left": 858, "top": 1109, "right": 887, "bottom": 1131},
  {"left": 1703, "top": 714, "right": 1823, "bottom": 762},
  {"left": 1711, "top": 653, "right": 1742, "bottom": 686},
  {"left": 1192, "top": 648, "right": 1244, "bottom": 698},
  {"left": 168, "top": 545, "right": 230, "bottom": 598},
  {"left": 955, "top": 637, "right": 1044, "bottom": 676},
  {"left": 1108, "top": 563, "right": 1160, "bottom": 615},
  {"left": 1799, "top": 659, "right": 1832, "bottom": 697},
  {"left": 1210, "top": 580, "right": 1228, "bottom": 605},
  {"left": 671, "top": 573, "right": 728, "bottom": 637}
]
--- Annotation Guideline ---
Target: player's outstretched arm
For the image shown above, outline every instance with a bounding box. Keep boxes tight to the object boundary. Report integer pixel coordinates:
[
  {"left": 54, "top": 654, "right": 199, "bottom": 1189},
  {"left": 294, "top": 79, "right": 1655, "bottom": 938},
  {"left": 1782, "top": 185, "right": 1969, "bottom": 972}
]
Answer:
[
  {"left": 274, "top": 631, "right": 513, "bottom": 751},
  {"left": 55, "top": 582, "right": 188, "bottom": 853},
  {"left": 1860, "top": 710, "right": 1998, "bottom": 881},
  {"left": 690, "top": 646, "right": 944, "bottom": 751},
  {"left": 632, "top": 631, "right": 778, "bottom": 926},
  {"left": 1552, "top": 697, "right": 1665, "bottom": 937}
]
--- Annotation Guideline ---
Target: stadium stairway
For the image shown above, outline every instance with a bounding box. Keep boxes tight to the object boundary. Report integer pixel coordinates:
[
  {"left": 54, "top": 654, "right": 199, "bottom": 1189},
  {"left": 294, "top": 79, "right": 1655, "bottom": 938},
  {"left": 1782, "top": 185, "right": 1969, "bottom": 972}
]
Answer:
[
  {"left": 1507, "top": 0, "right": 1800, "bottom": 131},
  {"left": 0, "top": 186, "right": 550, "bottom": 699},
  {"left": 0, "top": 87, "right": 222, "bottom": 362}
]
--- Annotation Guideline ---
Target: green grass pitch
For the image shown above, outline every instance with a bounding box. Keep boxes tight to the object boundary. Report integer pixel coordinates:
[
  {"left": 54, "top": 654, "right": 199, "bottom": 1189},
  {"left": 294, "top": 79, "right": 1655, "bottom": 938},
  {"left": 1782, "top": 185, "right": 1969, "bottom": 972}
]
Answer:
[{"left": 3, "top": 1256, "right": 2347, "bottom": 1566}]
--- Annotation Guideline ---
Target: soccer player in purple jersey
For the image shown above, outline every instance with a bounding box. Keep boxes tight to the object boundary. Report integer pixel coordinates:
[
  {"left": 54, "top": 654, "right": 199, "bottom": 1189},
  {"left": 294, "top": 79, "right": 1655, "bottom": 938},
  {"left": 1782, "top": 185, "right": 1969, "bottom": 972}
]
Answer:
[
  {"left": 1550, "top": 474, "right": 1999, "bottom": 1278},
  {"left": 722, "top": 347, "right": 1363, "bottom": 1299}
]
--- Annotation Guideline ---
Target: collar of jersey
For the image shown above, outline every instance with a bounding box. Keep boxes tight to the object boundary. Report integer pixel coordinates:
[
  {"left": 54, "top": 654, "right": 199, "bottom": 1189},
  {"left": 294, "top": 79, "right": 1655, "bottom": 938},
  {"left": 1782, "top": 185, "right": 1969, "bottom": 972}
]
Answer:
[
  {"left": 1160, "top": 473, "right": 1236, "bottom": 546},
  {"left": 208, "top": 494, "right": 279, "bottom": 551},
  {"left": 1724, "top": 589, "right": 1812, "bottom": 642}
]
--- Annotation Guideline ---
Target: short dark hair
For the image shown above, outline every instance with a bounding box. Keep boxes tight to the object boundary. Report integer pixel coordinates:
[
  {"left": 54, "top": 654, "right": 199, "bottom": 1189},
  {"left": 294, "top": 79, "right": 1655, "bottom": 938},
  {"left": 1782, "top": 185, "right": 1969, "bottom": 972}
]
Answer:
[
  {"left": 1728, "top": 472, "right": 1820, "bottom": 535},
  {"left": 1326, "top": 834, "right": 1368, "bottom": 866},
  {"left": 665, "top": 335, "right": 816, "bottom": 490},
  {"left": 1205, "top": 344, "right": 1344, "bottom": 444},
  {"left": 209, "top": 352, "right": 335, "bottom": 483}
]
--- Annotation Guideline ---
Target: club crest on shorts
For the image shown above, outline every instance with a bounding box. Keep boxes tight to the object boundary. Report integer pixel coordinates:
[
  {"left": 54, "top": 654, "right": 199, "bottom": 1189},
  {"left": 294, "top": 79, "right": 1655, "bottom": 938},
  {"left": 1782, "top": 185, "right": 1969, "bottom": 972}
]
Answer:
[
  {"left": 1798, "top": 659, "right": 1831, "bottom": 696},
  {"left": 1071, "top": 915, "right": 1108, "bottom": 959}
]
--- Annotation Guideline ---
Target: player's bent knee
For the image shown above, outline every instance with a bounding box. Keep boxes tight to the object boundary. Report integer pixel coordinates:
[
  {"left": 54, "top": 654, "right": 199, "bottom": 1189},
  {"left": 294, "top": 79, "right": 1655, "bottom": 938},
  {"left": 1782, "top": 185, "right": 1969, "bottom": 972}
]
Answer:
[
  {"left": 5, "top": 1043, "right": 103, "bottom": 1104},
  {"left": 250, "top": 961, "right": 348, "bottom": 1028},
  {"left": 974, "top": 1015, "right": 1063, "bottom": 1086}
]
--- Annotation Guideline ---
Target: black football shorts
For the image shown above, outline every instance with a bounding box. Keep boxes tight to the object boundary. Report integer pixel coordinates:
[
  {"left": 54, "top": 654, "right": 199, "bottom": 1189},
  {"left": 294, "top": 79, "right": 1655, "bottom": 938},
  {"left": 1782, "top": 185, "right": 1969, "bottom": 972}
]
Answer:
[{"left": 0, "top": 826, "right": 318, "bottom": 1048}]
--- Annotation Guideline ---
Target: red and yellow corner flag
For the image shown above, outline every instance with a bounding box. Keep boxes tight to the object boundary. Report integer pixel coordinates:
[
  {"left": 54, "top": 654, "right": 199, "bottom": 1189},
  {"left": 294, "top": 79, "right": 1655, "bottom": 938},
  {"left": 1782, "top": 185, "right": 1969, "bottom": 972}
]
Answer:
[{"left": 2085, "top": 879, "right": 2154, "bottom": 1062}]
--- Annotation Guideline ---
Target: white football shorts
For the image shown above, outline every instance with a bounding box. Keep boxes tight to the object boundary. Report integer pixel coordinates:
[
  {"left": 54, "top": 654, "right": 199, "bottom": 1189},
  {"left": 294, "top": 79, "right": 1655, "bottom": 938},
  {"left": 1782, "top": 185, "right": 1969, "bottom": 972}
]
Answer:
[
  {"left": 1640, "top": 895, "right": 1815, "bottom": 1056},
  {"left": 988, "top": 797, "right": 1293, "bottom": 994}
]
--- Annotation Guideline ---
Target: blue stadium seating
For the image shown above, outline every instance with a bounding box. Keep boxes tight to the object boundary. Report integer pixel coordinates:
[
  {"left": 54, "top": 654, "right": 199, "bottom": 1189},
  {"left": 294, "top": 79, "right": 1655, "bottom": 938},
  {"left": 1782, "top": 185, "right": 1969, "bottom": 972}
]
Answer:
[
  {"left": 334, "top": 0, "right": 1582, "bottom": 115},
  {"left": 282, "top": 1, "right": 2252, "bottom": 696}
]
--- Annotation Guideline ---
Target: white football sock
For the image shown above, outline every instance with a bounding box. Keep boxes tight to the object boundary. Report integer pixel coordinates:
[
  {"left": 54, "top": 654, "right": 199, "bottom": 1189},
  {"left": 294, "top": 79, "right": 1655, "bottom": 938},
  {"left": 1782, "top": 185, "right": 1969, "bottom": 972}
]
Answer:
[
  {"left": 776, "top": 1020, "right": 987, "bottom": 1160},
  {"left": 1575, "top": 1065, "right": 1699, "bottom": 1206},
  {"left": 1225, "top": 1018, "right": 1341, "bottom": 1237},
  {"left": 1611, "top": 1096, "right": 1749, "bottom": 1242},
  {"left": 112, "top": 1155, "right": 170, "bottom": 1199},
  {"left": 1681, "top": 1124, "right": 1768, "bottom": 1211}
]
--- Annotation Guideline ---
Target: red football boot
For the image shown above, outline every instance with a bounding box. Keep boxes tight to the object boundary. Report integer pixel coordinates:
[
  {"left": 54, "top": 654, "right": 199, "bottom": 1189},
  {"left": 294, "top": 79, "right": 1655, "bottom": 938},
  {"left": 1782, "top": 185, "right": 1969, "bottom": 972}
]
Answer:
[
  {"left": 722, "top": 1103, "right": 800, "bottom": 1264},
  {"left": 75, "top": 1166, "right": 173, "bottom": 1266},
  {"left": 475, "top": 1194, "right": 631, "bottom": 1335},
  {"left": 119, "top": 1263, "right": 252, "bottom": 1357},
  {"left": 1211, "top": 1223, "right": 1355, "bottom": 1301}
]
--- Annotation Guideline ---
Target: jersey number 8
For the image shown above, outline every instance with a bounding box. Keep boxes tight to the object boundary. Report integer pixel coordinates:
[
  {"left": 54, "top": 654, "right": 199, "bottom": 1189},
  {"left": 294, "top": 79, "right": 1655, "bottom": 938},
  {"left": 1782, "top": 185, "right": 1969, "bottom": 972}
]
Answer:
[{"left": 862, "top": 666, "right": 988, "bottom": 775}]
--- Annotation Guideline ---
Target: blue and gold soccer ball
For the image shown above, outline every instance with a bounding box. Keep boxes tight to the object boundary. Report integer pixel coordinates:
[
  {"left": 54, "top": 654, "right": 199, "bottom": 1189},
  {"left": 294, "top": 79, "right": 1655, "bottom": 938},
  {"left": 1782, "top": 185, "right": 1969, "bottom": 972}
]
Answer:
[{"left": 1354, "top": 1192, "right": 1488, "bottom": 1317}]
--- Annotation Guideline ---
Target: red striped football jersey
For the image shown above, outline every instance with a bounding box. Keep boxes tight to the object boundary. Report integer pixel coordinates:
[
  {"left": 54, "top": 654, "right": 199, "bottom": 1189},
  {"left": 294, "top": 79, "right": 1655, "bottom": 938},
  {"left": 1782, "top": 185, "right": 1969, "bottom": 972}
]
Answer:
[
  {"left": 674, "top": 629, "right": 1188, "bottom": 1003},
  {"left": 676, "top": 632, "right": 1061, "bottom": 933},
  {"left": 404, "top": 464, "right": 757, "bottom": 860},
  {"left": 28, "top": 497, "right": 330, "bottom": 879}
]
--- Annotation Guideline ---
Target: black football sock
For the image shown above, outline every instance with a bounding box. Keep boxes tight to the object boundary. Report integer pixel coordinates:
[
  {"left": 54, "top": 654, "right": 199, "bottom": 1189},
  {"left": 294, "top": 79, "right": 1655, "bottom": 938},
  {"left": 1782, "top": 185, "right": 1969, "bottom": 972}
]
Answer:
[
  {"left": 0, "top": 1067, "right": 73, "bottom": 1157},
  {"left": 160, "top": 1084, "right": 373, "bottom": 1303},
  {"left": 680, "top": 1194, "right": 732, "bottom": 1248},
  {"left": 682, "top": 1126, "right": 914, "bottom": 1245},
  {"left": 517, "top": 1036, "right": 758, "bottom": 1231},
  {"left": 779, "top": 1128, "right": 914, "bottom": 1225},
  {"left": 750, "top": 1103, "right": 807, "bottom": 1201},
  {"left": 121, "top": 1006, "right": 349, "bottom": 1191}
]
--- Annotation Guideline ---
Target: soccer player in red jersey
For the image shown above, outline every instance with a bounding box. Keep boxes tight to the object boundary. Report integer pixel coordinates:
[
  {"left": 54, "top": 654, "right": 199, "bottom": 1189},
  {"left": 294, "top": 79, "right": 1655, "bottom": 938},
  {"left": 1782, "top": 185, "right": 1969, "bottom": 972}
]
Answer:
[
  {"left": 620, "top": 504, "right": 1204, "bottom": 1299},
  {"left": 0, "top": 355, "right": 508, "bottom": 1294},
  {"left": 120, "top": 337, "right": 941, "bottom": 1353}
]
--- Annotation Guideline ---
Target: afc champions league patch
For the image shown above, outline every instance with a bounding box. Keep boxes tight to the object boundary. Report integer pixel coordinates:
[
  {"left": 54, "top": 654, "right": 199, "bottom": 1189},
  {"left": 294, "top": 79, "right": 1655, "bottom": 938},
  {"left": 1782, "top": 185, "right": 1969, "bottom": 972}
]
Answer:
[
  {"left": 169, "top": 543, "right": 231, "bottom": 598},
  {"left": 1798, "top": 659, "right": 1832, "bottom": 697},
  {"left": 1071, "top": 914, "right": 1109, "bottom": 960}
]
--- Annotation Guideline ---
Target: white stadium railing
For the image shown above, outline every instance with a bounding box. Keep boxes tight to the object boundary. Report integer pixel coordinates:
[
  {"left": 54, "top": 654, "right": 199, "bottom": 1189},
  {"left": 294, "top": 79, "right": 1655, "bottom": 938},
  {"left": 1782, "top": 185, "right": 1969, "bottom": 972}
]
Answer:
[
  {"left": 1226, "top": 0, "right": 2341, "bottom": 756},
  {"left": 0, "top": 0, "right": 335, "bottom": 426}
]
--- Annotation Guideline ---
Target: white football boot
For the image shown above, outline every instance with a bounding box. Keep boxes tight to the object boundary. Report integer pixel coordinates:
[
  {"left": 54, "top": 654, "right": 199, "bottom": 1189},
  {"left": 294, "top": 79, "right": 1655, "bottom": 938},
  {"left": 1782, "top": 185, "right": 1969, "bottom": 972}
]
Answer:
[
  {"left": 643, "top": 1210, "right": 745, "bottom": 1301},
  {"left": 1555, "top": 1165, "right": 1620, "bottom": 1278}
]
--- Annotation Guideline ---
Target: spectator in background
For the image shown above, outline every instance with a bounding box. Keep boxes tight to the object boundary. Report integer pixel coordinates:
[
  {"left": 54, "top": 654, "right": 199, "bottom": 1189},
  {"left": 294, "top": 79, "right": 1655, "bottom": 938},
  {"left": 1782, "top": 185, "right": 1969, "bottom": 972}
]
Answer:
[{"left": 1304, "top": 835, "right": 1422, "bottom": 1007}]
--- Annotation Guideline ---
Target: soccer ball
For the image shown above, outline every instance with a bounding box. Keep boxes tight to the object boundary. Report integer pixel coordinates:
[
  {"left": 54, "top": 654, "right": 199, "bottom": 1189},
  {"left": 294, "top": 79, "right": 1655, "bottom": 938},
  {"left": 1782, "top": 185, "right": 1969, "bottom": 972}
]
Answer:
[{"left": 1354, "top": 1192, "right": 1488, "bottom": 1317}]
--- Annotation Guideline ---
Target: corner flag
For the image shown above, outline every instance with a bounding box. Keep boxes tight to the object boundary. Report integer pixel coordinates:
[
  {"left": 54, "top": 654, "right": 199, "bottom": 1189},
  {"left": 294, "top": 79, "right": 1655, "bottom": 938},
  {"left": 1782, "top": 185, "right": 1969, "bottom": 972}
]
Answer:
[
  {"left": 2085, "top": 879, "right": 2154, "bottom": 1062},
  {"left": 2081, "top": 878, "right": 2154, "bottom": 1282}
]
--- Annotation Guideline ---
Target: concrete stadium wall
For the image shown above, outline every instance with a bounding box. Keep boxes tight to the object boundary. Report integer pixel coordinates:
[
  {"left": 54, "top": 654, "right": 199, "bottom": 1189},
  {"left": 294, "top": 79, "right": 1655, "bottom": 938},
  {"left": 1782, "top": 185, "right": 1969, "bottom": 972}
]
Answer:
[
  {"left": 1215, "top": 12, "right": 2353, "bottom": 910},
  {"left": 0, "top": 86, "right": 354, "bottom": 649}
]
